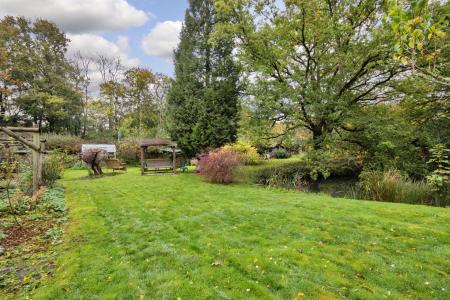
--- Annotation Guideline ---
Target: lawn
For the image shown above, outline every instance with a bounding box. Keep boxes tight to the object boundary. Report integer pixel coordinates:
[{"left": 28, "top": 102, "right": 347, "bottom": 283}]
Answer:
[{"left": 27, "top": 168, "right": 449, "bottom": 299}]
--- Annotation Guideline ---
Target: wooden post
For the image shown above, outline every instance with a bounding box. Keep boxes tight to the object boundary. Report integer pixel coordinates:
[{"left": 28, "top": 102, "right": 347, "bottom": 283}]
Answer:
[
  {"left": 32, "top": 132, "right": 42, "bottom": 194},
  {"left": 1, "top": 127, "right": 44, "bottom": 195},
  {"left": 172, "top": 146, "right": 176, "bottom": 174},
  {"left": 140, "top": 146, "right": 145, "bottom": 175},
  {"left": 39, "top": 137, "right": 45, "bottom": 185}
]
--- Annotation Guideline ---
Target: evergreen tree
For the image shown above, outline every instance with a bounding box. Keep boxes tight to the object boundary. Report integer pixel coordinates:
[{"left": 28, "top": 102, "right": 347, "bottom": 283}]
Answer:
[{"left": 168, "top": 0, "right": 240, "bottom": 157}]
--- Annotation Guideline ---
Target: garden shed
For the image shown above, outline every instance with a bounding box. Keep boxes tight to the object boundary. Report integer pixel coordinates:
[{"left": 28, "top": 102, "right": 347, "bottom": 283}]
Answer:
[
  {"left": 81, "top": 144, "right": 116, "bottom": 158},
  {"left": 138, "top": 139, "right": 177, "bottom": 175}
]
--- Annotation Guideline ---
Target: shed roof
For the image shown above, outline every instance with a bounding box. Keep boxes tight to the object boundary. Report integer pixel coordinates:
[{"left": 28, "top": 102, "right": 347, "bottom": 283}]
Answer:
[
  {"left": 138, "top": 138, "right": 176, "bottom": 147},
  {"left": 82, "top": 144, "right": 116, "bottom": 153}
]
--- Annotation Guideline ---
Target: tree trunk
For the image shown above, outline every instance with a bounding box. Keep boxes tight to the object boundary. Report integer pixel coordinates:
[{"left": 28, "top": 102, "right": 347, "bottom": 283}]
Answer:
[
  {"left": 312, "top": 126, "right": 323, "bottom": 150},
  {"left": 310, "top": 126, "right": 324, "bottom": 192},
  {"left": 82, "top": 85, "right": 88, "bottom": 138}
]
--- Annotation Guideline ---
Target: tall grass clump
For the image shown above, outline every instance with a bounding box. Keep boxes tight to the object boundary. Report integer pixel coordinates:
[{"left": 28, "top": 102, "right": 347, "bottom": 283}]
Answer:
[
  {"left": 198, "top": 148, "right": 241, "bottom": 183},
  {"left": 359, "top": 170, "right": 434, "bottom": 205},
  {"left": 256, "top": 163, "right": 310, "bottom": 190}
]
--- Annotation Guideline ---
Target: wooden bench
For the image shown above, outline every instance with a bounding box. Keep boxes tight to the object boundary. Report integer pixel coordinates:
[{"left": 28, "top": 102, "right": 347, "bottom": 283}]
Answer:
[
  {"left": 144, "top": 159, "right": 173, "bottom": 172},
  {"left": 105, "top": 159, "right": 127, "bottom": 172}
]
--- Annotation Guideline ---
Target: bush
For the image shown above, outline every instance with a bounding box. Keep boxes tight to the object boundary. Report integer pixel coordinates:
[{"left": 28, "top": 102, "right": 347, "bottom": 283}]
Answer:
[
  {"left": 256, "top": 162, "right": 311, "bottom": 190},
  {"left": 426, "top": 144, "right": 450, "bottom": 206},
  {"left": 117, "top": 138, "right": 141, "bottom": 163},
  {"left": 224, "top": 141, "right": 261, "bottom": 165},
  {"left": 71, "top": 159, "right": 86, "bottom": 170},
  {"left": 255, "top": 159, "right": 362, "bottom": 191},
  {"left": 271, "top": 148, "right": 290, "bottom": 159},
  {"left": 42, "top": 151, "right": 66, "bottom": 186},
  {"left": 61, "top": 154, "right": 80, "bottom": 168},
  {"left": 359, "top": 169, "right": 435, "bottom": 205},
  {"left": 46, "top": 134, "right": 83, "bottom": 154},
  {"left": 198, "top": 148, "right": 241, "bottom": 183}
]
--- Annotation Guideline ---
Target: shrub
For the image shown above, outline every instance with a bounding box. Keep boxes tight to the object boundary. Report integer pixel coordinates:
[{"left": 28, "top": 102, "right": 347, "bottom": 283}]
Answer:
[
  {"left": 256, "top": 162, "right": 311, "bottom": 190},
  {"left": 71, "top": 159, "right": 86, "bottom": 170},
  {"left": 46, "top": 134, "right": 83, "bottom": 154},
  {"left": 62, "top": 154, "right": 80, "bottom": 168},
  {"left": 117, "top": 138, "right": 141, "bottom": 163},
  {"left": 255, "top": 159, "right": 364, "bottom": 191},
  {"left": 271, "top": 148, "right": 290, "bottom": 159},
  {"left": 42, "top": 151, "right": 66, "bottom": 186},
  {"left": 198, "top": 148, "right": 241, "bottom": 183},
  {"left": 426, "top": 144, "right": 450, "bottom": 206},
  {"left": 359, "top": 169, "right": 434, "bottom": 205},
  {"left": 224, "top": 141, "right": 261, "bottom": 165}
]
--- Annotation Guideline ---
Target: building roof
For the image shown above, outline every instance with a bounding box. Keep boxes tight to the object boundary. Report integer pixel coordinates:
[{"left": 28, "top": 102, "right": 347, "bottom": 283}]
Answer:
[
  {"left": 138, "top": 138, "right": 177, "bottom": 147},
  {"left": 81, "top": 144, "right": 116, "bottom": 153}
]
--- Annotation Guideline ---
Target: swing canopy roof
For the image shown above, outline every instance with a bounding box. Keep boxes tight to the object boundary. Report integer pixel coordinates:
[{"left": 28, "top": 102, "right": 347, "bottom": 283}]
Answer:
[{"left": 138, "top": 138, "right": 177, "bottom": 148}]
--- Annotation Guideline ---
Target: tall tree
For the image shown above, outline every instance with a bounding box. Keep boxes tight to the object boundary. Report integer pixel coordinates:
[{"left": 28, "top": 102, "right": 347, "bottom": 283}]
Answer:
[
  {"left": 168, "top": 0, "right": 240, "bottom": 157},
  {"left": 386, "top": 0, "right": 449, "bottom": 147},
  {"left": 386, "top": 0, "right": 449, "bottom": 87},
  {"left": 123, "top": 67, "right": 156, "bottom": 131},
  {"left": 215, "top": 0, "right": 401, "bottom": 151},
  {"left": 153, "top": 73, "right": 171, "bottom": 136},
  {"left": 0, "top": 16, "right": 82, "bottom": 133},
  {"left": 71, "top": 51, "right": 93, "bottom": 137},
  {"left": 96, "top": 55, "right": 124, "bottom": 136},
  {"left": 0, "top": 20, "right": 20, "bottom": 126}
]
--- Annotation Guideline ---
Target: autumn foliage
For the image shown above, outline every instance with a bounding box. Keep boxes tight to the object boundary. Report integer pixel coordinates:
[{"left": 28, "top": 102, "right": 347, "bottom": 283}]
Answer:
[{"left": 198, "top": 148, "right": 241, "bottom": 183}]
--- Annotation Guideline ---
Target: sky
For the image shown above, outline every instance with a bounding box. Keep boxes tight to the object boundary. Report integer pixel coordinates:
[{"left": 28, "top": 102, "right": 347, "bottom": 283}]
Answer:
[{"left": 0, "top": 0, "right": 189, "bottom": 77}]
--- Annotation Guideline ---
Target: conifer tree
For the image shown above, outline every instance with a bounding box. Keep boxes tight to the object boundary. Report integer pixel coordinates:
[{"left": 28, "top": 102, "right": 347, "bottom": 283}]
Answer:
[{"left": 167, "top": 0, "right": 239, "bottom": 157}]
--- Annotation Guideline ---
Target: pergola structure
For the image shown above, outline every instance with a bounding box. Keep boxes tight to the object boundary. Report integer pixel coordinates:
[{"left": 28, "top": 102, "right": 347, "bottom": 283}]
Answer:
[
  {"left": 0, "top": 127, "right": 46, "bottom": 194},
  {"left": 138, "top": 138, "right": 177, "bottom": 175}
]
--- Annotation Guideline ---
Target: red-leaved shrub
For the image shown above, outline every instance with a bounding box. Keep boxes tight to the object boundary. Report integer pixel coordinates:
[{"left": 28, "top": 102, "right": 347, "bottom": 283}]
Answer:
[{"left": 198, "top": 148, "right": 241, "bottom": 183}]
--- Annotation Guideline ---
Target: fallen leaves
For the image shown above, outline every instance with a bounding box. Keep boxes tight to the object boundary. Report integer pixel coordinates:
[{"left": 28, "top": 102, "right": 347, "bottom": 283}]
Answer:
[
  {"left": 211, "top": 261, "right": 221, "bottom": 267},
  {"left": 292, "top": 291, "right": 305, "bottom": 299}
]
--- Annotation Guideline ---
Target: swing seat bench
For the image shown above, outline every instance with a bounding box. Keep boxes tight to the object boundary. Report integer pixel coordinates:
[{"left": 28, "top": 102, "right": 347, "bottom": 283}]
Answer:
[{"left": 144, "top": 159, "right": 173, "bottom": 172}]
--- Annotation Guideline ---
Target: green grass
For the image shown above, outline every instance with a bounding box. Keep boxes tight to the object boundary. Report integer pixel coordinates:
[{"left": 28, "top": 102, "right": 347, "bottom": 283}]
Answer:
[{"left": 27, "top": 168, "right": 449, "bottom": 299}]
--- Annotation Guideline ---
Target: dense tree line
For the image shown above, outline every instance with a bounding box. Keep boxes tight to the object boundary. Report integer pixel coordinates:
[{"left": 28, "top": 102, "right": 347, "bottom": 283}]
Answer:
[
  {"left": 0, "top": 16, "right": 82, "bottom": 133},
  {"left": 0, "top": 16, "right": 170, "bottom": 139},
  {"left": 208, "top": 0, "right": 449, "bottom": 180}
]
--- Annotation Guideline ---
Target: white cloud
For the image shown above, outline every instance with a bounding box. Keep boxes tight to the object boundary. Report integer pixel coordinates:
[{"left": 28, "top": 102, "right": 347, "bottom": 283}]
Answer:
[
  {"left": 117, "top": 36, "right": 130, "bottom": 54},
  {"left": 67, "top": 34, "right": 140, "bottom": 94},
  {"left": 141, "top": 21, "right": 182, "bottom": 61},
  {"left": 0, "top": 0, "right": 150, "bottom": 33},
  {"left": 67, "top": 33, "right": 139, "bottom": 68}
]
